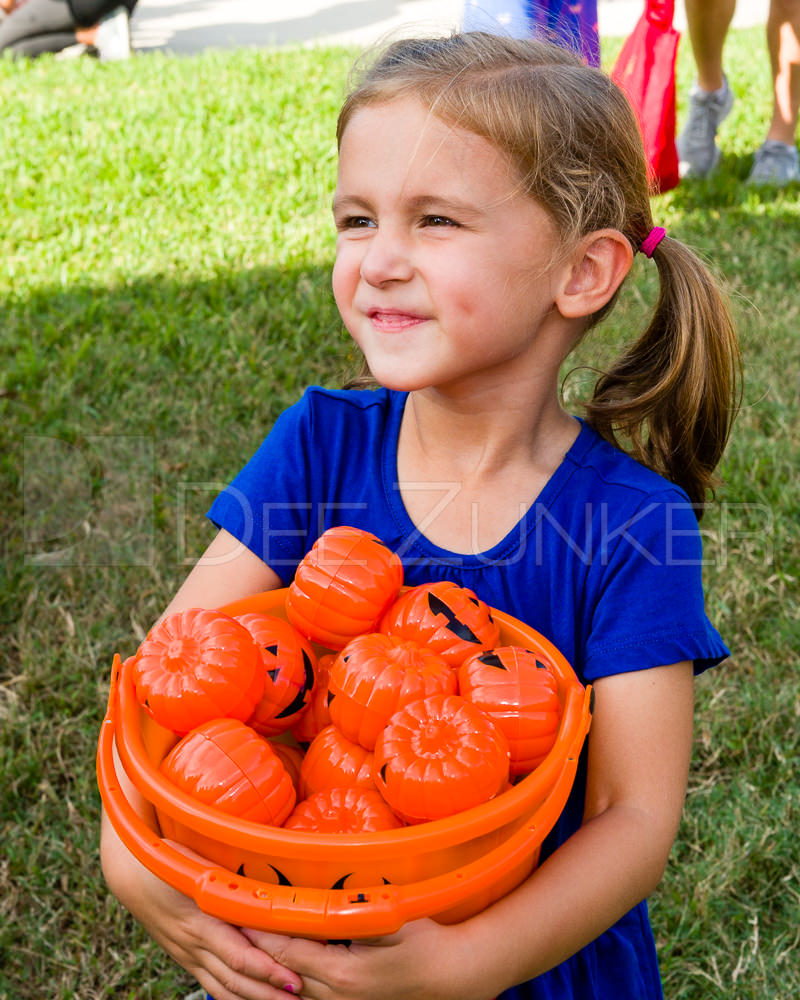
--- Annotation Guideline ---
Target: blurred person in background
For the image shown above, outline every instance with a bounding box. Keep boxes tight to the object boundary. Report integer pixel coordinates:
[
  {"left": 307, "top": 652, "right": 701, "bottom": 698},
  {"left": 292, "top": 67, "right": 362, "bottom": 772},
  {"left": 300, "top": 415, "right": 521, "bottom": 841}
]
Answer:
[
  {"left": 0, "top": 0, "right": 136, "bottom": 60},
  {"left": 677, "top": 0, "right": 800, "bottom": 185},
  {"left": 462, "top": 0, "right": 600, "bottom": 66}
]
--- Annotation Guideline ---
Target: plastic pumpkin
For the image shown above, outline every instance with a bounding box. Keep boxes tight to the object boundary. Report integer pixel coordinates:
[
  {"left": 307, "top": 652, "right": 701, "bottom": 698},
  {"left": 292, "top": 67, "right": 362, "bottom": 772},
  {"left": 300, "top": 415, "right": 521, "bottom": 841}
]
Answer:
[
  {"left": 328, "top": 632, "right": 456, "bottom": 750},
  {"left": 159, "top": 718, "right": 296, "bottom": 826},
  {"left": 292, "top": 653, "right": 334, "bottom": 747},
  {"left": 283, "top": 786, "right": 404, "bottom": 834},
  {"left": 285, "top": 526, "right": 404, "bottom": 649},
  {"left": 459, "top": 647, "right": 562, "bottom": 776},
  {"left": 299, "top": 724, "right": 376, "bottom": 799},
  {"left": 373, "top": 694, "right": 510, "bottom": 824},
  {"left": 132, "top": 608, "right": 265, "bottom": 735},
  {"left": 236, "top": 613, "right": 317, "bottom": 737},
  {"left": 379, "top": 581, "right": 500, "bottom": 668},
  {"left": 269, "top": 741, "right": 305, "bottom": 796}
]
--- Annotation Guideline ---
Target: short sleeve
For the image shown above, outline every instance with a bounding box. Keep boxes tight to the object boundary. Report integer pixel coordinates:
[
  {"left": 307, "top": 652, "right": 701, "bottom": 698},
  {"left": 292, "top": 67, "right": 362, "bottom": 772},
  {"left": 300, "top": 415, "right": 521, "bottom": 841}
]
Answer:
[
  {"left": 206, "top": 395, "right": 315, "bottom": 582},
  {"left": 582, "top": 494, "right": 729, "bottom": 679},
  {"left": 205, "top": 386, "right": 401, "bottom": 585}
]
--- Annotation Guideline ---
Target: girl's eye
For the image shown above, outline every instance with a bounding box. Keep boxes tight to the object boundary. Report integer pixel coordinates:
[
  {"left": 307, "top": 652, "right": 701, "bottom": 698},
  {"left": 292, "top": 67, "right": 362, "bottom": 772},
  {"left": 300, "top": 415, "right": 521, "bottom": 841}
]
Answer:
[
  {"left": 338, "top": 216, "right": 375, "bottom": 230},
  {"left": 422, "top": 215, "right": 458, "bottom": 228}
]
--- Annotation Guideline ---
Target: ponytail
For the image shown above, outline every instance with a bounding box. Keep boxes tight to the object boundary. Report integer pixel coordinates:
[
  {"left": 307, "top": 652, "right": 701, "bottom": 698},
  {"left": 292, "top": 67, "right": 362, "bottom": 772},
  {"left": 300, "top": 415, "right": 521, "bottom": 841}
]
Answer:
[{"left": 583, "top": 237, "right": 741, "bottom": 516}]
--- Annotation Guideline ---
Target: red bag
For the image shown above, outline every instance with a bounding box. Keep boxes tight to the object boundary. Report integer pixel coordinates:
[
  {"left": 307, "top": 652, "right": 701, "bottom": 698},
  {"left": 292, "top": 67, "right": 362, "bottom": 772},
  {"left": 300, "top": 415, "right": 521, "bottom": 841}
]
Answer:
[{"left": 611, "top": 0, "right": 680, "bottom": 193}]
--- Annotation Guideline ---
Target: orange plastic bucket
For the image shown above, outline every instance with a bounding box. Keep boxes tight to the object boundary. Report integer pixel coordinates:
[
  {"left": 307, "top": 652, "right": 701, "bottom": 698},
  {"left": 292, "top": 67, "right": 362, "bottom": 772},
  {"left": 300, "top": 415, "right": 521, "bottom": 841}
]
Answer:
[{"left": 97, "top": 589, "right": 592, "bottom": 939}]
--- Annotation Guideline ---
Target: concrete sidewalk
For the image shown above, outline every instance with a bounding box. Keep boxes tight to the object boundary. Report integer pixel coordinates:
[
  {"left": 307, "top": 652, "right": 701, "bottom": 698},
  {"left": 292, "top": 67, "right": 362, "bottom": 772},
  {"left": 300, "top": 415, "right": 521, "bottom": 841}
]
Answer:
[{"left": 130, "top": 0, "right": 766, "bottom": 56}]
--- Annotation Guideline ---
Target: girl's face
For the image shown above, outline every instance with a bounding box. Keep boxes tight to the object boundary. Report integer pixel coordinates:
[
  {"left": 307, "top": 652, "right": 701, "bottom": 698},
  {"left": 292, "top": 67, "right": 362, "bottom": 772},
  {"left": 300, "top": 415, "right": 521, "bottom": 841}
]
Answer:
[{"left": 332, "top": 96, "right": 570, "bottom": 397}]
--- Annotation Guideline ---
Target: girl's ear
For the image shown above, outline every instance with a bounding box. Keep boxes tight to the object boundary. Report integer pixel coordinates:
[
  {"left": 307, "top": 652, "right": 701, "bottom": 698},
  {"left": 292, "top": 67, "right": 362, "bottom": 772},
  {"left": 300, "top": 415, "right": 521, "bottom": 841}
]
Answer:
[{"left": 555, "top": 230, "right": 634, "bottom": 319}]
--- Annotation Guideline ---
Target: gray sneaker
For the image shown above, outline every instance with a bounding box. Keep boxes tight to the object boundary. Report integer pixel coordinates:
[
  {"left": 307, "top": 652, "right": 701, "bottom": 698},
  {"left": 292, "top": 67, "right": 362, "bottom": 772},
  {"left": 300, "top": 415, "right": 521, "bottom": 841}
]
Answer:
[
  {"left": 747, "top": 140, "right": 800, "bottom": 187},
  {"left": 677, "top": 78, "right": 735, "bottom": 178},
  {"left": 95, "top": 5, "right": 131, "bottom": 61}
]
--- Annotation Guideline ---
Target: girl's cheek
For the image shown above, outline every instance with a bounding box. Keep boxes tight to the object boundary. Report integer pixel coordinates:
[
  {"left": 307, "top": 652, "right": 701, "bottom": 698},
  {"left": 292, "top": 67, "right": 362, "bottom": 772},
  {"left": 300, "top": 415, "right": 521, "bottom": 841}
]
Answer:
[{"left": 332, "top": 252, "right": 359, "bottom": 306}]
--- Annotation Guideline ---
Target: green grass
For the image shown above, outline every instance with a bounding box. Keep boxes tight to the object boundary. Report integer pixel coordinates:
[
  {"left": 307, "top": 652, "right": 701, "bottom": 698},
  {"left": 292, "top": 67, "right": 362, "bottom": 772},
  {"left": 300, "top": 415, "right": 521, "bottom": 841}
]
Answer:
[{"left": 2, "top": 27, "right": 799, "bottom": 1000}]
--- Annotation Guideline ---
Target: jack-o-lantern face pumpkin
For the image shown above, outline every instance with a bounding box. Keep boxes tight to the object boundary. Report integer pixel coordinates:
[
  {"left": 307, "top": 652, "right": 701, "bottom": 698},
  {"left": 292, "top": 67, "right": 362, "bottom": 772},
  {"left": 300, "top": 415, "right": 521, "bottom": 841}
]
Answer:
[
  {"left": 291, "top": 653, "right": 334, "bottom": 747},
  {"left": 328, "top": 632, "right": 456, "bottom": 750},
  {"left": 373, "top": 694, "right": 509, "bottom": 824},
  {"left": 299, "top": 724, "right": 375, "bottom": 800},
  {"left": 159, "top": 718, "right": 296, "bottom": 826},
  {"left": 132, "top": 608, "right": 265, "bottom": 735},
  {"left": 236, "top": 613, "right": 317, "bottom": 737},
  {"left": 379, "top": 581, "right": 500, "bottom": 668},
  {"left": 283, "top": 786, "right": 404, "bottom": 834},
  {"left": 285, "top": 526, "right": 403, "bottom": 649},
  {"left": 458, "top": 647, "right": 562, "bottom": 776}
]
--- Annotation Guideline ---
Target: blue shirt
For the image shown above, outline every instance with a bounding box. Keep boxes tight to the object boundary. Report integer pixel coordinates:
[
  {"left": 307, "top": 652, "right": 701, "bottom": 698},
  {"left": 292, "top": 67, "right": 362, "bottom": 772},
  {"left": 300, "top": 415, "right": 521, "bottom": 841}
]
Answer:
[{"left": 208, "top": 385, "right": 728, "bottom": 999}]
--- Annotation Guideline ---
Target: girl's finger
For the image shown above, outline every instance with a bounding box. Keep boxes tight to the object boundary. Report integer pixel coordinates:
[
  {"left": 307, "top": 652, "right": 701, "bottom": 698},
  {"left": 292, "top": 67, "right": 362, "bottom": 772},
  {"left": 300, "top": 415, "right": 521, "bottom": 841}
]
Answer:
[{"left": 188, "top": 923, "right": 304, "bottom": 999}]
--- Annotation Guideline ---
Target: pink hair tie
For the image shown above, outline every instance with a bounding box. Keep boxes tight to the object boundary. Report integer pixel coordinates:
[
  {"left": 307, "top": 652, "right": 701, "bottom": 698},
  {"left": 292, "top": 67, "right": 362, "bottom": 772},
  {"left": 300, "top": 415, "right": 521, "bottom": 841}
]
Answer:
[{"left": 639, "top": 227, "right": 667, "bottom": 258}]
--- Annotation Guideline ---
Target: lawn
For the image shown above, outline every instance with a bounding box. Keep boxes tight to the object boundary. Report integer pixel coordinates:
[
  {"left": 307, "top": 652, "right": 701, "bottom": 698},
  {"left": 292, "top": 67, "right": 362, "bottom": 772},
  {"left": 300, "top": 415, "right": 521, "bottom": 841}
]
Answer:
[{"left": 1, "top": 25, "right": 799, "bottom": 1000}]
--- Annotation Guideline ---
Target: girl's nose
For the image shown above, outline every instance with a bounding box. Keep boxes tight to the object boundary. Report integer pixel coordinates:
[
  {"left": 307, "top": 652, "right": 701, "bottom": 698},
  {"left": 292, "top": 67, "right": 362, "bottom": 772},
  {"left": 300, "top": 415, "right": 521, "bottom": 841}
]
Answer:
[{"left": 359, "top": 227, "right": 414, "bottom": 286}]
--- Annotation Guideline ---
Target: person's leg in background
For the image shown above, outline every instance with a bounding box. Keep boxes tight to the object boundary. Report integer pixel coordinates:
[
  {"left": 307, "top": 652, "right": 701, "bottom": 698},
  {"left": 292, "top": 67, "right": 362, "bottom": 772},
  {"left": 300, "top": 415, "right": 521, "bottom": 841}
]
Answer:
[
  {"left": 0, "top": 0, "right": 133, "bottom": 58},
  {"left": 0, "top": 0, "right": 74, "bottom": 53},
  {"left": 676, "top": 0, "right": 737, "bottom": 177},
  {"left": 8, "top": 28, "right": 76, "bottom": 52},
  {"left": 748, "top": 0, "right": 800, "bottom": 184},
  {"left": 684, "top": 0, "right": 737, "bottom": 90}
]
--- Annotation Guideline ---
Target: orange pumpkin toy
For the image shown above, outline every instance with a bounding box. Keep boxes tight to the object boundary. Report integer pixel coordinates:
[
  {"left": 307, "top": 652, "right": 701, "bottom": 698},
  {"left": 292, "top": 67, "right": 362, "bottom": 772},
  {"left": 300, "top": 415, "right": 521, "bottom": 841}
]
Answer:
[
  {"left": 292, "top": 653, "right": 334, "bottom": 747},
  {"left": 459, "top": 647, "right": 562, "bottom": 776},
  {"left": 328, "top": 632, "right": 456, "bottom": 750},
  {"left": 283, "top": 786, "right": 404, "bottom": 834},
  {"left": 132, "top": 608, "right": 265, "bottom": 735},
  {"left": 299, "top": 724, "right": 376, "bottom": 799},
  {"left": 373, "top": 694, "right": 510, "bottom": 824},
  {"left": 159, "top": 718, "right": 296, "bottom": 827},
  {"left": 235, "top": 612, "right": 317, "bottom": 737},
  {"left": 380, "top": 581, "right": 501, "bottom": 668},
  {"left": 285, "top": 526, "right": 403, "bottom": 649},
  {"left": 269, "top": 741, "right": 305, "bottom": 796}
]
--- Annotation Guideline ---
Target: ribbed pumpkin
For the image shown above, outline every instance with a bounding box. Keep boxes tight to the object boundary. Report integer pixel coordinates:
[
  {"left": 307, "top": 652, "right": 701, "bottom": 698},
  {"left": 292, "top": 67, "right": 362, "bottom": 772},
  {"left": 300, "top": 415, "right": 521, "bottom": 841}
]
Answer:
[
  {"left": 292, "top": 653, "right": 334, "bottom": 747},
  {"left": 159, "top": 718, "right": 296, "bottom": 826},
  {"left": 328, "top": 632, "right": 456, "bottom": 750},
  {"left": 373, "top": 694, "right": 509, "bottom": 824},
  {"left": 458, "top": 647, "right": 562, "bottom": 776},
  {"left": 299, "top": 724, "right": 376, "bottom": 799},
  {"left": 236, "top": 613, "right": 317, "bottom": 737},
  {"left": 285, "top": 526, "right": 403, "bottom": 649},
  {"left": 379, "top": 581, "right": 500, "bottom": 668},
  {"left": 283, "top": 786, "right": 404, "bottom": 834},
  {"left": 132, "top": 608, "right": 265, "bottom": 735},
  {"left": 269, "top": 741, "right": 305, "bottom": 796}
]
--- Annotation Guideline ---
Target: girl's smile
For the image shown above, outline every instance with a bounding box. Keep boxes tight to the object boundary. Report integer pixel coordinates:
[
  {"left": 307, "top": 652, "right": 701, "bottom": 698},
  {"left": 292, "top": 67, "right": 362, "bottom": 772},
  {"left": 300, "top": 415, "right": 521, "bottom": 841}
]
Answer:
[
  {"left": 332, "top": 96, "right": 573, "bottom": 397},
  {"left": 367, "top": 307, "right": 430, "bottom": 332}
]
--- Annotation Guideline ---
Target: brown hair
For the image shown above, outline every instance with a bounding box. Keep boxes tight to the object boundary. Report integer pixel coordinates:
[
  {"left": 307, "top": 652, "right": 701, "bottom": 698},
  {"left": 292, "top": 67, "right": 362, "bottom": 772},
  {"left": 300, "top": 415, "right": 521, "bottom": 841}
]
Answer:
[{"left": 337, "top": 32, "right": 741, "bottom": 512}]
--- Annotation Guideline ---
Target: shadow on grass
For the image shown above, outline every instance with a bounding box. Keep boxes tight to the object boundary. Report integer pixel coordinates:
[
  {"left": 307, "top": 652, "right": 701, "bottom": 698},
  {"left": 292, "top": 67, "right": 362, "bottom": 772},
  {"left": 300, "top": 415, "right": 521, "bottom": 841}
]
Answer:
[
  {"left": 666, "top": 153, "right": 800, "bottom": 213},
  {"left": 1, "top": 260, "right": 349, "bottom": 620},
  {"left": 658, "top": 158, "right": 800, "bottom": 319}
]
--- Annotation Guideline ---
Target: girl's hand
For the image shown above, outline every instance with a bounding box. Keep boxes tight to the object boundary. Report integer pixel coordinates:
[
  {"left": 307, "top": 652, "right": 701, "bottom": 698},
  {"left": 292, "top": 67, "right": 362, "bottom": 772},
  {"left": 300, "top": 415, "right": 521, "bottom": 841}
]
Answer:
[
  {"left": 243, "top": 918, "right": 495, "bottom": 1000},
  {"left": 101, "top": 812, "right": 304, "bottom": 1000},
  {"left": 158, "top": 841, "right": 305, "bottom": 1000}
]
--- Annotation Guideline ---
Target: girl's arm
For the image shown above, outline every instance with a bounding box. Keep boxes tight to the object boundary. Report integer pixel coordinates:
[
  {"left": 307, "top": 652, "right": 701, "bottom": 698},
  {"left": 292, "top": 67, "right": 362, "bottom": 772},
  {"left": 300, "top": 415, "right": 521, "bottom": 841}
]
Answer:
[
  {"left": 244, "top": 659, "right": 694, "bottom": 1000},
  {"left": 100, "top": 528, "right": 304, "bottom": 1000},
  {"left": 157, "top": 527, "right": 284, "bottom": 622}
]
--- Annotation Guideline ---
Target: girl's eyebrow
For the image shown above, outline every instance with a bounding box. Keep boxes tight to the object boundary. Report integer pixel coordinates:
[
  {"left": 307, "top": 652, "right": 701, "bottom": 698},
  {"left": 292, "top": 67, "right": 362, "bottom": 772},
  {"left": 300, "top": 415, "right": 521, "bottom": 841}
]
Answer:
[
  {"left": 332, "top": 192, "right": 480, "bottom": 216},
  {"left": 404, "top": 194, "right": 480, "bottom": 216},
  {"left": 332, "top": 193, "right": 372, "bottom": 214}
]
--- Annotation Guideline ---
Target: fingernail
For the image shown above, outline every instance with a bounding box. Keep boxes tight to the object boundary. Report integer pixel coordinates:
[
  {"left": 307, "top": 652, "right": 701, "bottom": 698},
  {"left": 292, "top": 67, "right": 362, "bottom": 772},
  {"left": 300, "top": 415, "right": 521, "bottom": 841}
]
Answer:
[{"left": 283, "top": 986, "right": 295, "bottom": 994}]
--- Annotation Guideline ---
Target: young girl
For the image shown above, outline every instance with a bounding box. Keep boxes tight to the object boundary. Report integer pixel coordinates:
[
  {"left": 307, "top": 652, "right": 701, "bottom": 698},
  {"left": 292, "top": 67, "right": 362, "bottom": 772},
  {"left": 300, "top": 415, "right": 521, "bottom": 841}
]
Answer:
[{"left": 100, "top": 31, "right": 740, "bottom": 1000}]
